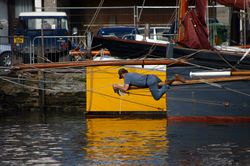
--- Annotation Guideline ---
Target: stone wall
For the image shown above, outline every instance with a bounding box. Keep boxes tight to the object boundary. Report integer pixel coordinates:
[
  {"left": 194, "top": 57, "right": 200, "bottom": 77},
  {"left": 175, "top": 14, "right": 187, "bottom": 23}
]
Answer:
[
  {"left": 44, "top": 0, "right": 57, "bottom": 11},
  {"left": 0, "top": 69, "right": 86, "bottom": 114}
]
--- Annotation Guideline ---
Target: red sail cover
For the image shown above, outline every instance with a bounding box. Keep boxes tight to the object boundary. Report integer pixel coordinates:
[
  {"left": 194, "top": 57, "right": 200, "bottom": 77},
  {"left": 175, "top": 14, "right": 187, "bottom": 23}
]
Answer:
[
  {"left": 216, "top": 0, "right": 250, "bottom": 10},
  {"left": 178, "top": 0, "right": 211, "bottom": 49}
]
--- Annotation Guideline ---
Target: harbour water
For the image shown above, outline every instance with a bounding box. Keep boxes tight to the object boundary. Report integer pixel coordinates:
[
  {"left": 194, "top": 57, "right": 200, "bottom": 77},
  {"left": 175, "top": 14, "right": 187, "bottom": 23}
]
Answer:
[{"left": 0, "top": 111, "right": 250, "bottom": 165}]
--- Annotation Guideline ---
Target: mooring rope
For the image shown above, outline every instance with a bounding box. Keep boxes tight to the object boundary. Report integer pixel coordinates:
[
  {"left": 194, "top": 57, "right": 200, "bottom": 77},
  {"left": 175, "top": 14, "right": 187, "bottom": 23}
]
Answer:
[
  {"left": 87, "top": 89, "right": 165, "bottom": 110},
  {"left": 84, "top": 0, "right": 104, "bottom": 35},
  {"left": 0, "top": 76, "right": 55, "bottom": 92},
  {"left": 138, "top": 0, "right": 146, "bottom": 22},
  {"left": 200, "top": 79, "right": 250, "bottom": 97},
  {"left": 167, "top": 96, "right": 229, "bottom": 107},
  {"left": 236, "top": 48, "right": 250, "bottom": 66},
  {"left": 119, "top": 91, "right": 230, "bottom": 107}
]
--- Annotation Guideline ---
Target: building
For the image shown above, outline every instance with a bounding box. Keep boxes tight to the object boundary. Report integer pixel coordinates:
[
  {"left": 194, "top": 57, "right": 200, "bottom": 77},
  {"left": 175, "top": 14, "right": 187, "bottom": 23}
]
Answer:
[
  {"left": 0, "top": 0, "right": 235, "bottom": 39},
  {"left": 0, "top": 0, "right": 57, "bottom": 36},
  {"left": 0, "top": 0, "right": 187, "bottom": 35}
]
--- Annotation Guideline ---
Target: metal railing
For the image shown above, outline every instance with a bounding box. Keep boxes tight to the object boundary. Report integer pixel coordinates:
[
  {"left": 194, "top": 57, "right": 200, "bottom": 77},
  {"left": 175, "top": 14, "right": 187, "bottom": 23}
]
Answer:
[
  {"left": 31, "top": 35, "right": 87, "bottom": 63},
  {"left": 0, "top": 35, "right": 88, "bottom": 66}
]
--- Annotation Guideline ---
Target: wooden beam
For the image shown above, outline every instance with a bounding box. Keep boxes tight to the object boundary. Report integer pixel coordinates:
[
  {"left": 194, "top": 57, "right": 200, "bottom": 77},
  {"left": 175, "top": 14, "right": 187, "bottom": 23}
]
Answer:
[
  {"left": 173, "top": 76, "right": 250, "bottom": 85},
  {"left": 12, "top": 58, "right": 186, "bottom": 70}
]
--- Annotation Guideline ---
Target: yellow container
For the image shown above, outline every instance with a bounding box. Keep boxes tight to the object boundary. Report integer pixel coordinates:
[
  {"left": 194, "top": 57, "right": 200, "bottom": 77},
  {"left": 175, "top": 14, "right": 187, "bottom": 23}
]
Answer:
[{"left": 86, "top": 66, "right": 167, "bottom": 116}]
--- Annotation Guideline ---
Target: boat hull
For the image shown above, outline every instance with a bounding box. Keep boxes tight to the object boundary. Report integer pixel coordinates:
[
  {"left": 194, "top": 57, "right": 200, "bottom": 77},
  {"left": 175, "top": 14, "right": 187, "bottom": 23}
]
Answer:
[
  {"left": 92, "top": 36, "right": 250, "bottom": 69},
  {"left": 92, "top": 36, "right": 167, "bottom": 59},
  {"left": 166, "top": 66, "right": 250, "bottom": 122}
]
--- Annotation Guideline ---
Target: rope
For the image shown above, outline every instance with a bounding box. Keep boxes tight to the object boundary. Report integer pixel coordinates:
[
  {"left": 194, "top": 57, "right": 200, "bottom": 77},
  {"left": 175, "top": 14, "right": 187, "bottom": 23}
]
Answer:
[
  {"left": 168, "top": 96, "right": 228, "bottom": 107},
  {"left": 128, "top": 89, "right": 246, "bottom": 107},
  {"left": 120, "top": 90, "right": 229, "bottom": 107},
  {"left": 200, "top": 79, "right": 250, "bottom": 97},
  {"left": 236, "top": 48, "right": 250, "bottom": 66},
  {"left": 84, "top": 0, "right": 104, "bottom": 35},
  {"left": 138, "top": 0, "right": 146, "bottom": 22},
  {"left": 87, "top": 89, "right": 164, "bottom": 110},
  {"left": 0, "top": 76, "right": 55, "bottom": 92},
  {"left": 213, "top": 49, "right": 235, "bottom": 69}
]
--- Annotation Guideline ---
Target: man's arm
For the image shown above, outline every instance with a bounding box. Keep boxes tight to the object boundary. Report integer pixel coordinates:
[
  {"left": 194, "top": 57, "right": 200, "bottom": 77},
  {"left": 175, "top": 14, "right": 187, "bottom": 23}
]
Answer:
[{"left": 113, "top": 83, "right": 130, "bottom": 92}]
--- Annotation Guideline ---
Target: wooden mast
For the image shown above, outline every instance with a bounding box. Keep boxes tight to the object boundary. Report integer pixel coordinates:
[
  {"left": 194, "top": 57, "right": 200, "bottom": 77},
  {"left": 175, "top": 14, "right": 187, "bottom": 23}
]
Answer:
[{"left": 177, "top": 0, "right": 188, "bottom": 42}]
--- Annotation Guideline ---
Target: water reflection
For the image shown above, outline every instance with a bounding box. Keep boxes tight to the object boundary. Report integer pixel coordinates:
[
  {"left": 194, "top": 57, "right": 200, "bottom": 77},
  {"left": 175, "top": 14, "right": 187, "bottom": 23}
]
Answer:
[
  {"left": 84, "top": 118, "right": 168, "bottom": 165},
  {"left": 0, "top": 112, "right": 86, "bottom": 165},
  {"left": 1, "top": 112, "right": 250, "bottom": 165},
  {"left": 167, "top": 122, "right": 250, "bottom": 165}
]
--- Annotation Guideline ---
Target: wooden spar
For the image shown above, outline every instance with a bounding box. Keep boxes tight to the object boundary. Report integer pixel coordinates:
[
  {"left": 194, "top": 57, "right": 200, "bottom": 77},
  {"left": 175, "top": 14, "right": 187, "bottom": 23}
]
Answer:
[
  {"left": 12, "top": 58, "right": 186, "bottom": 70},
  {"left": 231, "top": 71, "right": 250, "bottom": 76},
  {"left": 173, "top": 76, "right": 250, "bottom": 85}
]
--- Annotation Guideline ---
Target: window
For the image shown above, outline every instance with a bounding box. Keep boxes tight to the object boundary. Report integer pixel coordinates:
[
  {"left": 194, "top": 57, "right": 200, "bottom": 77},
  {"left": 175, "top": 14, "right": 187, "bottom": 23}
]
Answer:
[
  {"left": 28, "top": 18, "right": 56, "bottom": 29},
  {"left": 60, "top": 18, "right": 68, "bottom": 30},
  {"left": 27, "top": 18, "right": 68, "bottom": 30}
]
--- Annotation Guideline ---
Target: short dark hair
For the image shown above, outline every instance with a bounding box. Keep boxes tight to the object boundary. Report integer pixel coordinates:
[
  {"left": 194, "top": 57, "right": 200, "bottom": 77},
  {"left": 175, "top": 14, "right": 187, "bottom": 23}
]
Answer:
[{"left": 118, "top": 68, "right": 128, "bottom": 79}]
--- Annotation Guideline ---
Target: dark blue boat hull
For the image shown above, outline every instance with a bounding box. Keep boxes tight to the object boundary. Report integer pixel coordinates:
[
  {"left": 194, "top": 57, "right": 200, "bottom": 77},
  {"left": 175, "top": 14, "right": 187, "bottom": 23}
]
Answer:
[
  {"left": 92, "top": 36, "right": 250, "bottom": 69},
  {"left": 166, "top": 67, "right": 250, "bottom": 122}
]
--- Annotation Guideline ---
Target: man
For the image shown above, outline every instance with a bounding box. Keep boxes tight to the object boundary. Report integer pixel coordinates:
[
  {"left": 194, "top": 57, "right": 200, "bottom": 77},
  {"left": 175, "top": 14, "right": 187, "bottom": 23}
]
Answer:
[
  {"left": 113, "top": 68, "right": 185, "bottom": 100},
  {"left": 42, "top": 20, "right": 51, "bottom": 29}
]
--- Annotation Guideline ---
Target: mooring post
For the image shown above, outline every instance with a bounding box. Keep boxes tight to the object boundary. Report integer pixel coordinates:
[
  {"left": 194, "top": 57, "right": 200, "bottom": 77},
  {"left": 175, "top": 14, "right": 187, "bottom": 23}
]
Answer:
[
  {"left": 38, "top": 70, "right": 45, "bottom": 111},
  {"left": 38, "top": 20, "right": 46, "bottom": 112},
  {"left": 144, "top": 23, "right": 150, "bottom": 41}
]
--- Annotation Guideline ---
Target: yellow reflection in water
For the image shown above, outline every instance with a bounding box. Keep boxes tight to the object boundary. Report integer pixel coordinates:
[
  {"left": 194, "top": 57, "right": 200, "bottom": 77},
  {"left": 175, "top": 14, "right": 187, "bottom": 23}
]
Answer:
[{"left": 84, "top": 118, "right": 168, "bottom": 163}]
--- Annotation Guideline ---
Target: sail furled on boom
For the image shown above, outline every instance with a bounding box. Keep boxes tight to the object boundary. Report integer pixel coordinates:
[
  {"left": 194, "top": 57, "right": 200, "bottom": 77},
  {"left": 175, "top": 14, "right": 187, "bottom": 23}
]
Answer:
[
  {"left": 177, "top": 0, "right": 211, "bottom": 49},
  {"left": 216, "top": 0, "right": 250, "bottom": 10}
]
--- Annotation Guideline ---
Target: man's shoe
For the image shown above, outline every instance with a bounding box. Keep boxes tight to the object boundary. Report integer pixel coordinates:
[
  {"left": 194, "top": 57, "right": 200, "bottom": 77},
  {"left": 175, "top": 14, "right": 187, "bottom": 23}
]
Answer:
[{"left": 174, "top": 74, "right": 186, "bottom": 83}]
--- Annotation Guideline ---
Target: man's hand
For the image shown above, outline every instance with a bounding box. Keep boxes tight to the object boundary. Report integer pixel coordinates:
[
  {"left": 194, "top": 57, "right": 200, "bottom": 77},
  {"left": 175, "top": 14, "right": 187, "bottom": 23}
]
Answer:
[
  {"left": 113, "top": 83, "right": 129, "bottom": 92},
  {"left": 112, "top": 84, "right": 119, "bottom": 93},
  {"left": 113, "top": 84, "right": 119, "bottom": 89},
  {"left": 112, "top": 84, "right": 126, "bottom": 96}
]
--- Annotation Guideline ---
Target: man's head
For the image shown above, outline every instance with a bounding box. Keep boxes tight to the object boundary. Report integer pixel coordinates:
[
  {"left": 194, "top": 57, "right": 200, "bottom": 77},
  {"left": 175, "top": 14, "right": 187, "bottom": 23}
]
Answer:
[{"left": 118, "top": 68, "right": 128, "bottom": 79}]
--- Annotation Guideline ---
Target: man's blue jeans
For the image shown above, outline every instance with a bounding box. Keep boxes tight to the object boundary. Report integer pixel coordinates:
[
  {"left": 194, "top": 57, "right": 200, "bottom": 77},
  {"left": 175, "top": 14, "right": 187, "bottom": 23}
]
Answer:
[{"left": 146, "top": 75, "right": 169, "bottom": 100}]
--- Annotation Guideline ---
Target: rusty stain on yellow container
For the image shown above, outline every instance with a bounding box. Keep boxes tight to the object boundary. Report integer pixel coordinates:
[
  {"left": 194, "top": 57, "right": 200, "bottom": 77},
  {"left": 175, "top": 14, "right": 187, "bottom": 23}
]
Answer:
[{"left": 86, "top": 66, "right": 166, "bottom": 113}]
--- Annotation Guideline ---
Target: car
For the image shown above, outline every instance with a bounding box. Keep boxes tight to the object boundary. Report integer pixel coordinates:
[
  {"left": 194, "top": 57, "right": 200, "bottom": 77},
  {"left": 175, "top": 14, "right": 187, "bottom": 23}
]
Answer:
[
  {"left": 14, "top": 12, "right": 70, "bottom": 63},
  {"left": 95, "top": 26, "right": 169, "bottom": 45},
  {"left": 96, "top": 26, "right": 140, "bottom": 40},
  {"left": 138, "top": 26, "right": 170, "bottom": 41},
  {"left": 0, "top": 44, "right": 12, "bottom": 67}
]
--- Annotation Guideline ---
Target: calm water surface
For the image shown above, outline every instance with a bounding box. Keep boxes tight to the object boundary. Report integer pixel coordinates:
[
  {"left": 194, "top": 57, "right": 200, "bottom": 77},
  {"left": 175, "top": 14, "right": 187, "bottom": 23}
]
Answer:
[{"left": 0, "top": 111, "right": 250, "bottom": 165}]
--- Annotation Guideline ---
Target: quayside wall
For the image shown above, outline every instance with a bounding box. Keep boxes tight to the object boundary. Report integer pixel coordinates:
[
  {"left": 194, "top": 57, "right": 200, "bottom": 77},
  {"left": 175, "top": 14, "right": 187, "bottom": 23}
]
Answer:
[{"left": 0, "top": 69, "right": 86, "bottom": 114}]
